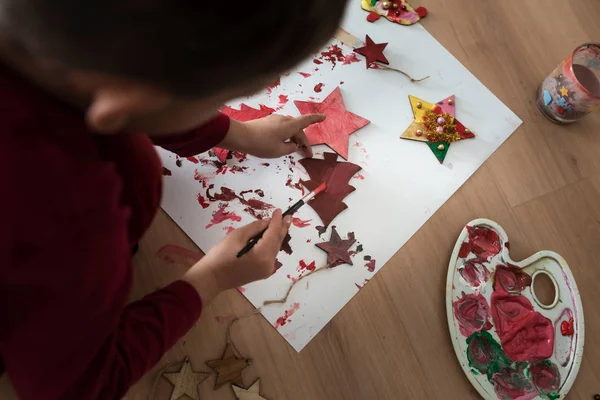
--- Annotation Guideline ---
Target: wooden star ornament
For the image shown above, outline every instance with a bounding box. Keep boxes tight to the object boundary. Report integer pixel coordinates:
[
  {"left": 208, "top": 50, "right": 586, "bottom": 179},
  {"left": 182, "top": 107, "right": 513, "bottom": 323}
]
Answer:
[
  {"left": 400, "top": 95, "right": 475, "bottom": 164},
  {"left": 206, "top": 344, "right": 251, "bottom": 390},
  {"left": 162, "top": 358, "right": 210, "bottom": 400},
  {"left": 354, "top": 35, "right": 389, "bottom": 68},
  {"left": 294, "top": 87, "right": 370, "bottom": 160},
  {"left": 232, "top": 379, "right": 269, "bottom": 400},
  {"left": 316, "top": 226, "right": 357, "bottom": 267}
]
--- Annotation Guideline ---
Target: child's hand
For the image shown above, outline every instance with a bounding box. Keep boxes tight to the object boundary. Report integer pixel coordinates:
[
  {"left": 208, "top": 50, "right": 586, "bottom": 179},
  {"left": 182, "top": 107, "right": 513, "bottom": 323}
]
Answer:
[
  {"left": 182, "top": 209, "right": 292, "bottom": 303},
  {"left": 220, "top": 114, "right": 326, "bottom": 159}
]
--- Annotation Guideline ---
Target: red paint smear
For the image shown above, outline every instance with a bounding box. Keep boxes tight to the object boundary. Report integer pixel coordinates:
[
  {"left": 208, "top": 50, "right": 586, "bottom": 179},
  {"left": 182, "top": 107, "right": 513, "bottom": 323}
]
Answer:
[
  {"left": 313, "top": 59, "right": 323, "bottom": 65},
  {"left": 366, "top": 11, "right": 381, "bottom": 22},
  {"left": 286, "top": 274, "right": 297, "bottom": 282},
  {"left": 292, "top": 218, "right": 312, "bottom": 228},
  {"left": 365, "top": 259, "right": 376, "bottom": 272},
  {"left": 278, "top": 94, "right": 289, "bottom": 108},
  {"left": 343, "top": 53, "right": 361, "bottom": 65},
  {"left": 162, "top": 166, "right": 172, "bottom": 176},
  {"left": 493, "top": 264, "right": 532, "bottom": 294},
  {"left": 314, "top": 83, "right": 325, "bottom": 93},
  {"left": 205, "top": 207, "right": 242, "bottom": 228},
  {"left": 561, "top": 318, "right": 574, "bottom": 336},
  {"left": 192, "top": 170, "right": 208, "bottom": 188},
  {"left": 320, "top": 45, "right": 345, "bottom": 68},
  {"left": 355, "top": 278, "right": 370, "bottom": 290},
  {"left": 196, "top": 194, "right": 210, "bottom": 209},
  {"left": 459, "top": 226, "right": 502, "bottom": 260},
  {"left": 354, "top": 173, "right": 365, "bottom": 180},
  {"left": 261, "top": 163, "right": 270, "bottom": 167},
  {"left": 452, "top": 292, "right": 493, "bottom": 337},
  {"left": 298, "top": 72, "right": 312, "bottom": 78},
  {"left": 298, "top": 259, "right": 316, "bottom": 272},
  {"left": 266, "top": 77, "right": 280, "bottom": 95},
  {"left": 285, "top": 178, "right": 305, "bottom": 194},
  {"left": 459, "top": 258, "right": 491, "bottom": 289},
  {"left": 223, "top": 226, "right": 235, "bottom": 235},
  {"left": 186, "top": 156, "right": 199, "bottom": 164},
  {"left": 156, "top": 244, "right": 202, "bottom": 267},
  {"left": 213, "top": 148, "right": 230, "bottom": 163},
  {"left": 274, "top": 302, "right": 301, "bottom": 329}
]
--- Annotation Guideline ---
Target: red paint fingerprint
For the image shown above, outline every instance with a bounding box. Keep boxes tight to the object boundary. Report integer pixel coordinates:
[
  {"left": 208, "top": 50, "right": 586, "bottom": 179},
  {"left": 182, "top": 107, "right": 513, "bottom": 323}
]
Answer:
[
  {"left": 292, "top": 218, "right": 312, "bottom": 228},
  {"left": 298, "top": 72, "right": 311, "bottom": 78},
  {"left": 343, "top": 53, "right": 361, "bottom": 65},
  {"left": 186, "top": 156, "right": 199, "bottom": 164},
  {"left": 274, "top": 302, "right": 301, "bottom": 329},
  {"left": 314, "top": 83, "right": 325, "bottom": 93},
  {"left": 365, "top": 259, "right": 376, "bottom": 272},
  {"left": 205, "top": 207, "right": 242, "bottom": 228},
  {"left": 162, "top": 167, "right": 172, "bottom": 176},
  {"left": 298, "top": 259, "right": 316, "bottom": 272},
  {"left": 156, "top": 244, "right": 203, "bottom": 266},
  {"left": 354, "top": 173, "right": 365, "bottom": 180},
  {"left": 196, "top": 194, "right": 210, "bottom": 209}
]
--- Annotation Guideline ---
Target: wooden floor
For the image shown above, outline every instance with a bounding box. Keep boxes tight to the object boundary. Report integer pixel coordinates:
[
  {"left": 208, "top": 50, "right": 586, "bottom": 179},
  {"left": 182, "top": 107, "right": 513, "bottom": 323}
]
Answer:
[{"left": 2, "top": 1, "right": 600, "bottom": 399}]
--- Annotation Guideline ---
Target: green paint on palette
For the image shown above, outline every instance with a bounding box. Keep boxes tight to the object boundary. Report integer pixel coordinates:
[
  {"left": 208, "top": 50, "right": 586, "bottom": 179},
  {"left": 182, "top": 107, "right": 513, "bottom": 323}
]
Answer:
[{"left": 466, "top": 331, "right": 511, "bottom": 380}]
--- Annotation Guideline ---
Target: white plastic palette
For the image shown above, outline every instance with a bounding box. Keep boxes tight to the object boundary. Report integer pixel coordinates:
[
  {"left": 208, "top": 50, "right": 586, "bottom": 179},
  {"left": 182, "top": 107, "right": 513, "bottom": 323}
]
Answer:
[{"left": 445, "top": 219, "right": 584, "bottom": 400}]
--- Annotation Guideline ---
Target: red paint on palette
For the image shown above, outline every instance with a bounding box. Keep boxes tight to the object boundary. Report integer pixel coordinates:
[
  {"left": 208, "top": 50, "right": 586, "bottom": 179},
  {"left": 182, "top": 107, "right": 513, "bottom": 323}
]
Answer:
[
  {"left": 459, "top": 226, "right": 502, "bottom": 260},
  {"left": 292, "top": 218, "right": 312, "bottom": 228},
  {"left": 561, "top": 318, "right": 574, "bottom": 336},
  {"left": 314, "top": 83, "right": 325, "bottom": 93},
  {"left": 197, "top": 194, "right": 210, "bottom": 209},
  {"left": 452, "top": 292, "right": 493, "bottom": 337},
  {"left": 274, "top": 302, "right": 301, "bottom": 329}
]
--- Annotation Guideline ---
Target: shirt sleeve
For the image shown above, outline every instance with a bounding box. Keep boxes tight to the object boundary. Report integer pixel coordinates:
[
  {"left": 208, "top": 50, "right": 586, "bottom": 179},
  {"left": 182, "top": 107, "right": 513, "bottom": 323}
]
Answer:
[
  {"left": 152, "top": 112, "right": 231, "bottom": 157},
  {"left": 1, "top": 151, "right": 202, "bottom": 400}
]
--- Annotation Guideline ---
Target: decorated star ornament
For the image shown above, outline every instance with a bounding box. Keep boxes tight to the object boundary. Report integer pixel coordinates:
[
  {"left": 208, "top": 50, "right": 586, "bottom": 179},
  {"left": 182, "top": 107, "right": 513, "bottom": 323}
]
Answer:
[
  {"left": 354, "top": 35, "right": 389, "bottom": 68},
  {"left": 162, "top": 358, "right": 210, "bottom": 400},
  {"left": 232, "top": 379, "right": 269, "bottom": 400},
  {"left": 206, "top": 344, "right": 251, "bottom": 389},
  {"left": 294, "top": 87, "right": 370, "bottom": 160},
  {"left": 361, "top": 0, "right": 428, "bottom": 25},
  {"left": 299, "top": 152, "right": 362, "bottom": 227},
  {"left": 400, "top": 95, "right": 475, "bottom": 163},
  {"left": 316, "top": 226, "right": 357, "bottom": 267},
  {"left": 214, "top": 104, "right": 274, "bottom": 162}
]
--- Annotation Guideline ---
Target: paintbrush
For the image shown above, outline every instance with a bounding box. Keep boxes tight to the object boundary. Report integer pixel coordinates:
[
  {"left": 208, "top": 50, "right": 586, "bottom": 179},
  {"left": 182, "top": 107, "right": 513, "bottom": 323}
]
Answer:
[{"left": 236, "top": 181, "right": 327, "bottom": 258}]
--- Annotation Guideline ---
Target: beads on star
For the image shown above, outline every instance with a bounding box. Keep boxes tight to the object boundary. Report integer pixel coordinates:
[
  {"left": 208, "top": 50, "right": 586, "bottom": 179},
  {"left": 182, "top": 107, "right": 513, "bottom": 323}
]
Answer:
[
  {"left": 437, "top": 117, "right": 446, "bottom": 125},
  {"left": 437, "top": 144, "right": 445, "bottom": 151}
]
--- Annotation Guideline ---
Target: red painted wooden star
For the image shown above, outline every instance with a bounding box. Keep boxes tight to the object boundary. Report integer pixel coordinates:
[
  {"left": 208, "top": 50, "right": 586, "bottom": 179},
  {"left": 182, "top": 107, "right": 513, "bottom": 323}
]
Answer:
[
  {"left": 316, "top": 226, "right": 357, "bottom": 268},
  {"left": 354, "top": 35, "right": 389, "bottom": 69},
  {"left": 299, "top": 152, "right": 361, "bottom": 227},
  {"left": 294, "top": 87, "right": 370, "bottom": 160},
  {"left": 213, "top": 104, "right": 275, "bottom": 162}
]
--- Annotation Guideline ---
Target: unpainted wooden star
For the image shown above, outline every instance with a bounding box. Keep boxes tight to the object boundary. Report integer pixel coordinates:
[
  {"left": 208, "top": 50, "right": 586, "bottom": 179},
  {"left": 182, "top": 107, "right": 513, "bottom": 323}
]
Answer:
[
  {"left": 232, "top": 379, "right": 269, "bottom": 400},
  {"left": 206, "top": 344, "right": 251, "bottom": 390},
  {"left": 162, "top": 358, "right": 210, "bottom": 400}
]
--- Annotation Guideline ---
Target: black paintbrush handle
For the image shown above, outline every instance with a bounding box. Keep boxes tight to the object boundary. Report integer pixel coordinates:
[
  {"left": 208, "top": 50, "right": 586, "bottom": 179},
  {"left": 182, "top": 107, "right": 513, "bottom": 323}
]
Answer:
[{"left": 236, "top": 200, "right": 306, "bottom": 258}]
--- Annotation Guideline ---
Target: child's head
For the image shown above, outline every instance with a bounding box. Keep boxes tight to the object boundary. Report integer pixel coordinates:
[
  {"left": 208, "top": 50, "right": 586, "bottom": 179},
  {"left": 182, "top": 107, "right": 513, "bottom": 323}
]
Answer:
[{"left": 0, "top": 0, "right": 347, "bottom": 134}]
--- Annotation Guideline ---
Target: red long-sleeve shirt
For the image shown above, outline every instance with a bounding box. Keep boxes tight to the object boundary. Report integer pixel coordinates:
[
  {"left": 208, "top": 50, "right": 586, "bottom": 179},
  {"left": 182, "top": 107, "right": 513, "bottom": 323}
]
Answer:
[{"left": 0, "top": 63, "right": 230, "bottom": 399}]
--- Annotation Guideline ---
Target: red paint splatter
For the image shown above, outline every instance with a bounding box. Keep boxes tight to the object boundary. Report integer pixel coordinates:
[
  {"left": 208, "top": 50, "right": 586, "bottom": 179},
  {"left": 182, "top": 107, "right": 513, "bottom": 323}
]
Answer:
[
  {"left": 313, "top": 83, "right": 325, "bottom": 93},
  {"left": 261, "top": 163, "right": 270, "bottom": 167},
  {"left": 278, "top": 94, "right": 289, "bottom": 108},
  {"left": 560, "top": 318, "right": 574, "bottom": 336},
  {"left": 319, "top": 45, "right": 345, "bottom": 68},
  {"left": 162, "top": 167, "right": 172, "bottom": 176},
  {"left": 343, "top": 53, "right": 361, "bottom": 65},
  {"left": 292, "top": 218, "right": 312, "bottom": 228},
  {"left": 186, "top": 156, "right": 199, "bottom": 164},
  {"left": 274, "top": 302, "right": 301, "bottom": 329},
  {"left": 365, "top": 259, "right": 376, "bottom": 272},
  {"left": 285, "top": 177, "right": 305, "bottom": 194},
  {"left": 313, "top": 59, "right": 323, "bottom": 65},
  {"left": 156, "top": 244, "right": 202, "bottom": 266},
  {"left": 298, "top": 259, "right": 316, "bottom": 272},
  {"left": 205, "top": 207, "right": 242, "bottom": 228},
  {"left": 286, "top": 274, "right": 297, "bottom": 282},
  {"left": 354, "top": 173, "right": 365, "bottom": 180},
  {"left": 298, "top": 72, "right": 312, "bottom": 78},
  {"left": 196, "top": 194, "right": 210, "bottom": 209},
  {"left": 306, "top": 239, "right": 311, "bottom": 243}
]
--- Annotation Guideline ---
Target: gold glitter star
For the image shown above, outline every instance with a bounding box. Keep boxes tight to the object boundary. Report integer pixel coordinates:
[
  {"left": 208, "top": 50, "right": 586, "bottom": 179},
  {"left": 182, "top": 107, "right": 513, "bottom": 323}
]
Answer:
[{"left": 560, "top": 86, "right": 569, "bottom": 97}]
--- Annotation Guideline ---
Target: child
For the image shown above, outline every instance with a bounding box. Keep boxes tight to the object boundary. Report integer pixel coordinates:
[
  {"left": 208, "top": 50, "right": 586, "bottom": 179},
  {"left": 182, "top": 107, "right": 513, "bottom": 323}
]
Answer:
[{"left": 0, "top": 1, "right": 347, "bottom": 398}]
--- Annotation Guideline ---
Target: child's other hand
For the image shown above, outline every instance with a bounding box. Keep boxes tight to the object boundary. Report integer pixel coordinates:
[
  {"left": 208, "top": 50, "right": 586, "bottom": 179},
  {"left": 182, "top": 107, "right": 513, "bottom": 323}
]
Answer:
[
  {"left": 221, "top": 114, "right": 326, "bottom": 159},
  {"left": 182, "top": 209, "right": 292, "bottom": 303}
]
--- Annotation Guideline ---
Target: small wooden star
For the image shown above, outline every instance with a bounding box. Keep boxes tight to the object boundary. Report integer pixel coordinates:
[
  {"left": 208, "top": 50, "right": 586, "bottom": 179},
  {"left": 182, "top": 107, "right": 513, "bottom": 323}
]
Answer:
[
  {"left": 400, "top": 95, "right": 475, "bottom": 164},
  {"left": 354, "top": 35, "right": 389, "bottom": 68},
  {"left": 232, "top": 379, "right": 269, "bottom": 400},
  {"left": 206, "top": 344, "right": 251, "bottom": 390},
  {"left": 162, "top": 358, "right": 210, "bottom": 400},
  {"left": 316, "top": 226, "right": 356, "bottom": 267}
]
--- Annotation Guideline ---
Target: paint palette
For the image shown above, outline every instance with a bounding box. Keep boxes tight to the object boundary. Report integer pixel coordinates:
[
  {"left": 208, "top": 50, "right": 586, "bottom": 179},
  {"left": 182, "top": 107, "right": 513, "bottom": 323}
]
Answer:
[{"left": 446, "top": 219, "right": 584, "bottom": 400}]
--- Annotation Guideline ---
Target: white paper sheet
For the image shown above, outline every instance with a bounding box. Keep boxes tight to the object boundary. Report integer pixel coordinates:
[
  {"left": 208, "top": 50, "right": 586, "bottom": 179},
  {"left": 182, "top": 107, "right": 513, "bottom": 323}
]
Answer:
[{"left": 157, "top": 6, "right": 522, "bottom": 351}]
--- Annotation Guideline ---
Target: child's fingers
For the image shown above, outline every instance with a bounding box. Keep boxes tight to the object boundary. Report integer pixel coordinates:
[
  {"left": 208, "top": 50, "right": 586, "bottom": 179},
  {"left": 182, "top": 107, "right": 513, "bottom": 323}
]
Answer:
[
  {"left": 232, "top": 219, "right": 270, "bottom": 241},
  {"left": 256, "top": 209, "right": 288, "bottom": 255},
  {"left": 285, "top": 114, "right": 325, "bottom": 134},
  {"left": 290, "top": 130, "right": 313, "bottom": 158}
]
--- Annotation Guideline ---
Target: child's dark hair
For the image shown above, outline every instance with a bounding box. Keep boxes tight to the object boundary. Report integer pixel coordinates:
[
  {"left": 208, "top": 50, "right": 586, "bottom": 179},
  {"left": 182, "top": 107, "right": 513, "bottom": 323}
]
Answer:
[{"left": 1, "top": 0, "right": 347, "bottom": 98}]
